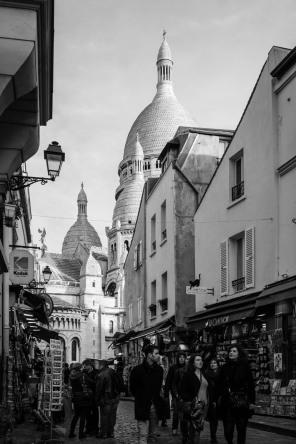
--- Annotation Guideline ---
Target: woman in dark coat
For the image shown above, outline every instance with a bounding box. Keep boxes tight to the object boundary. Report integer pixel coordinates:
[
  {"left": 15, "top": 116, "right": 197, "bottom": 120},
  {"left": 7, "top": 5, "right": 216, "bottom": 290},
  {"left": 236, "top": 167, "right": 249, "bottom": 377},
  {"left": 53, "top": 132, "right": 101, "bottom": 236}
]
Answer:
[
  {"left": 179, "top": 354, "right": 211, "bottom": 444},
  {"left": 204, "top": 358, "right": 221, "bottom": 444},
  {"left": 68, "top": 363, "right": 94, "bottom": 439},
  {"left": 217, "top": 344, "right": 255, "bottom": 444}
]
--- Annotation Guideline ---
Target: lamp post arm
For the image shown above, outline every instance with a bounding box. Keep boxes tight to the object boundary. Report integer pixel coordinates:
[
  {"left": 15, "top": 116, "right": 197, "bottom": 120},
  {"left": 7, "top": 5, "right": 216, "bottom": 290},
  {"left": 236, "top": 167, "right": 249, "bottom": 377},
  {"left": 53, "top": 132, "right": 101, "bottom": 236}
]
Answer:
[{"left": 9, "top": 175, "right": 55, "bottom": 191}]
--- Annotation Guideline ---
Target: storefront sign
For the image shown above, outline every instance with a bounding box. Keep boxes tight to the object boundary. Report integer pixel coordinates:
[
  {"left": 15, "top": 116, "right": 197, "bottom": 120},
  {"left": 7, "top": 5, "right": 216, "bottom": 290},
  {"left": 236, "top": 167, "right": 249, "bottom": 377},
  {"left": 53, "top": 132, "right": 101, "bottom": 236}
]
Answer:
[
  {"left": 9, "top": 249, "right": 34, "bottom": 284},
  {"left": 186, "top": 286, "right": 207, "bottom": 295},
  {"left": 206, "top": 315, "right": 229, "bottom": 327}
]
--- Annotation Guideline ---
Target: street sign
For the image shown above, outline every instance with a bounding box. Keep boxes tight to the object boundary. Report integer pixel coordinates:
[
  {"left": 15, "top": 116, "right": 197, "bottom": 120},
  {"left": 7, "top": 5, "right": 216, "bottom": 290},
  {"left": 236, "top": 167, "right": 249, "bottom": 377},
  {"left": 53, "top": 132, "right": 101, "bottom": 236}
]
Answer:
[{"left": 186, "top": 286, "right": 207, "bottom": 295}]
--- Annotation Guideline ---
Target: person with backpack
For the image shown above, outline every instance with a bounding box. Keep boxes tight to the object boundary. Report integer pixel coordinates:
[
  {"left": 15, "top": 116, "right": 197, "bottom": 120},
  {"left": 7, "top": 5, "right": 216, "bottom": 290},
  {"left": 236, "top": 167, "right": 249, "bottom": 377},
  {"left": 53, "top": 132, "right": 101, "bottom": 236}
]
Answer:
[{"left": 95, "top": 360, "right": 120, "bottom": 439}]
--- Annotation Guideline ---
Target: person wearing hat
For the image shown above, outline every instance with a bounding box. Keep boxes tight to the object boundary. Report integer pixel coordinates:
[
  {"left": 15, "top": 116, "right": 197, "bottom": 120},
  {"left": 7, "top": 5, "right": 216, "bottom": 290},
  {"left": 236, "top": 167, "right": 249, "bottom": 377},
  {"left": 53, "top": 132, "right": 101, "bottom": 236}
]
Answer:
[
  {"left": 164, "top": 352, "right": 186, "bottom": 436},
  {"left": 82, "top": 359, "right": 98, "bottom": 436},
  {"left": 68, "top": 363, "right": 94, "bottom": 439}
]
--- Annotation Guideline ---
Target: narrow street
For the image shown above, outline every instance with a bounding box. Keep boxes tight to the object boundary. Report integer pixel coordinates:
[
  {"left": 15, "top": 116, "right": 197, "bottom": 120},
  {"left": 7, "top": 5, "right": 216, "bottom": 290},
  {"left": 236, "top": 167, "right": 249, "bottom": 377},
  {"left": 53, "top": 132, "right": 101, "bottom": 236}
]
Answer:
[{"left": 59, "top": 399, "right": 295, "bottom": 444}]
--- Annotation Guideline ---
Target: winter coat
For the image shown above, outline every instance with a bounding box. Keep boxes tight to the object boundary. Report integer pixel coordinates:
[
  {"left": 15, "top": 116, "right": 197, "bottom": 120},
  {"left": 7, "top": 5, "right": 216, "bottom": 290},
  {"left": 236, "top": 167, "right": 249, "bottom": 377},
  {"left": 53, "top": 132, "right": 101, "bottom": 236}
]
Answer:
[
  {"left": 204, "top": 368, "right": 220, "bottom": 403},
  {"left": 217, "top": 359, "right": 255, "bottom": 418},
  {"left": 130, "top": 360, "right": 166, "bottom": 420},
  {"left": 172, "top": 365, "right": 187, "bottom": 398},
  {"left": 70, "top": 370, "right": 94, "bottom": 407},
  {"left": 164, "top": 361, "right": 186, "bottom": 398},
  {"left": 95, "top": 367, "right": 120, "bottom": 407},
  {"left": 179, "top": 370, "right": 211, "bottom": 403}
]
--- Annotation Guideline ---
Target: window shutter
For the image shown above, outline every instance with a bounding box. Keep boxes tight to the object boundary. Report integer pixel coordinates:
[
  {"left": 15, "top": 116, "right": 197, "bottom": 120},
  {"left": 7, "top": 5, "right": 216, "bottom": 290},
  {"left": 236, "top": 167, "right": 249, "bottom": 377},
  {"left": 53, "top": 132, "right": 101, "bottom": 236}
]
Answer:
[
  {"left": 133, "top": 247, "right": 137, "bottom": 270},
  {"left": 220, "top": 240, "right": 228, "bottom": 296},
  {"left": 245, "top": 226, "right": 255, "bottom": 288},
  {"left": 139, "top": 241, "right": 143, "bottom": 265}
]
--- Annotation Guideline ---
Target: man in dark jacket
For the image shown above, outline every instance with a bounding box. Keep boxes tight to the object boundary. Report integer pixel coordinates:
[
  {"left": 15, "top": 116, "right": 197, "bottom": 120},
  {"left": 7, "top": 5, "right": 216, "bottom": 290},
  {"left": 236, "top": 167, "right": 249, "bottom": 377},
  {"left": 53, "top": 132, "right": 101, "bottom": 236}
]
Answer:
[
  {"left": 164, "top": 352, "right": 186, "bottom": 436},
  {"left": 95, "top": 360, "right": 120, "bottom": 439},
  {"left": 82, "top": 359, "right": 98, "bottom": 435},
  {"left": 130, "top": 345, "right": 165, "bottom": 444}
]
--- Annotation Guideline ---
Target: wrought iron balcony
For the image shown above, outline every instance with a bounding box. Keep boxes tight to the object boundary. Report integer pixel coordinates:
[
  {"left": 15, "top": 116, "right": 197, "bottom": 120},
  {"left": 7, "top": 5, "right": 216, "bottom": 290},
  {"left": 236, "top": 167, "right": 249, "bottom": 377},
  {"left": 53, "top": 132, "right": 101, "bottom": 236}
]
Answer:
[
  {"left": 232, "top": 181, "right": 244, "bottom": 201},
  {"left": 232, "top": 277, "right": 245, "bottom": 291}
]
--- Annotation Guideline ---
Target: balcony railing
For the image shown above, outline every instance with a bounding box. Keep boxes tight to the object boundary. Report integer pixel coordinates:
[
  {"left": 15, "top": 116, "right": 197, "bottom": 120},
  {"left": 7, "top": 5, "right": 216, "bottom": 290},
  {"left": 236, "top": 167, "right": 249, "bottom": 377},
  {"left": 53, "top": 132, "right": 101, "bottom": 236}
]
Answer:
[
  {"left": 232, "top": 277, "right": 245, "bottom": 291},
  {"left": 232, "top": 181, "right": 244, "bottom": 201}
]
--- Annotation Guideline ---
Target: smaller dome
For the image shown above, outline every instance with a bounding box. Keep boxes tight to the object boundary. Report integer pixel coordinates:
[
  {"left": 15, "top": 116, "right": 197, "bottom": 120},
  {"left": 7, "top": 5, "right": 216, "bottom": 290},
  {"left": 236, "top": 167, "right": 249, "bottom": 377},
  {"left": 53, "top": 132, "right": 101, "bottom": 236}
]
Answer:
[
  {"left": 132, "top": 134, "right": 144, "bottom": 158},
  {"left": 157, "top": 37, "right": 172, "bottom": 63}
]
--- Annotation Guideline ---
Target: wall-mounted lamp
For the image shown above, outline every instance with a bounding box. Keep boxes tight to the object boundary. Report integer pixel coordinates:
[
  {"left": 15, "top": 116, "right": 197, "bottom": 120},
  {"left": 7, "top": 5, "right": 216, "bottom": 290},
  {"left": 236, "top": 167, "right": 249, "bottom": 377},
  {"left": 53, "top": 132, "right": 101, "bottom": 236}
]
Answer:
[
  {"left": 9, "top": 142, "right": 65, "bottom": 191},
  {"left": 28, "top": 266, "right": 53, "bottom": 289},
  {"left": 4, "top": 203, "right": 17, "bottom": 227}
]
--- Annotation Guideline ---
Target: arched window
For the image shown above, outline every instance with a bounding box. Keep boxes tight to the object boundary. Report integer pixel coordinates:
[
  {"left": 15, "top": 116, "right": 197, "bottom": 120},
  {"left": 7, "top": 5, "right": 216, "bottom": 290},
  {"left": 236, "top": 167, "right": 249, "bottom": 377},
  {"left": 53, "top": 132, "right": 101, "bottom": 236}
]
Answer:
[
  {"left": 124, "top": 240, "right": 130, "bottom": 252},
  {"left": 109, "top": 320, "right": 114, "bottom": 334},
  {"left": 72, "top": 338, "right": 79, "bottom": 361}
]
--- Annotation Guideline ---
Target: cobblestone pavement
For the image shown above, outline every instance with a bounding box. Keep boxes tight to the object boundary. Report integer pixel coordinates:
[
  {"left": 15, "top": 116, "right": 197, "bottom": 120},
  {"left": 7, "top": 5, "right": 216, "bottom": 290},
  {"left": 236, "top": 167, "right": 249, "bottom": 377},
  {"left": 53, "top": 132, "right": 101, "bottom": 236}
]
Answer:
[{"left": 61, "top": 399, "right": 295, "bottom": 444}]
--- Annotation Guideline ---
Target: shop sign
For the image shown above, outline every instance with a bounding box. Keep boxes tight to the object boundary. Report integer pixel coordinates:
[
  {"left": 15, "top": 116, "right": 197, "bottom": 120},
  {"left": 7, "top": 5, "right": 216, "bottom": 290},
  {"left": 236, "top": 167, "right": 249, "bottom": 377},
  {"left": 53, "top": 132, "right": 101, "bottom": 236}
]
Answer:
[
  {"left": 9, "top": 249, "right": 34, "bottom": 284},
  {"left": 186, "top": 286, "right": 207, "bottom": 295},
  {"left": 206, "top": 315, "right": 229, "bottom": 327}
]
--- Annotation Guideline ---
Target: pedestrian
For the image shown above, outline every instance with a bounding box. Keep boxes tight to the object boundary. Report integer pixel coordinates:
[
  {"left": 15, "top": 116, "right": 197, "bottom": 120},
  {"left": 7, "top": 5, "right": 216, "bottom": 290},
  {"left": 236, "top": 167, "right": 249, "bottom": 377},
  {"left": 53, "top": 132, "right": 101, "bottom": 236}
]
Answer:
[
  {"left": 129, "top": 345, "right": 167, "bottom": 444},
  {"left": 81, "top": 359, "right": 98, "bottom": 436},
  {"left": 95, "top": 359, "right": 120, "bottom": 439},
  {"left": 68, "top": 363, "right": 93, "bottom": 440},
  {"left": 164, "top": 352, "right": 186, "bottom": 436},
  {"left": 172, "top": 353, "right": 191, "bottom": 441},
  {"left": 217, "top": 344, "right": 256, "bottom": 444},
  {"left": 179, "top": 354, "right": 210, "bottom": 444},
  {"left": 204, "top": 358, "right": 221, "bottom": 444}
]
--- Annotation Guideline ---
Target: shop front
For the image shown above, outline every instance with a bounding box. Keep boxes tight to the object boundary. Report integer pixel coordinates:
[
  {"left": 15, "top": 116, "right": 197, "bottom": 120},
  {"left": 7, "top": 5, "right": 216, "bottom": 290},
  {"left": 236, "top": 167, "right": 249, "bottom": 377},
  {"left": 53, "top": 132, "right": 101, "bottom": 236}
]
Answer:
[{"left": 186, "top": 288, "right": 296, "bottom": 418}]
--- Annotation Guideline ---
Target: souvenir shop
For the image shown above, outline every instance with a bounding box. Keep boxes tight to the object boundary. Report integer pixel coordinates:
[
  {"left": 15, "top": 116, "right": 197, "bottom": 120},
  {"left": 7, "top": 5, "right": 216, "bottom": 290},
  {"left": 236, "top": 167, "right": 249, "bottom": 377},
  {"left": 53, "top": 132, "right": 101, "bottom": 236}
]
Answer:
[
  {"left": 186, "top": 284, "right": 296, "bottom": 419},
  {"left": 0, "top": 293, "right": 65, "bottom": 442}
]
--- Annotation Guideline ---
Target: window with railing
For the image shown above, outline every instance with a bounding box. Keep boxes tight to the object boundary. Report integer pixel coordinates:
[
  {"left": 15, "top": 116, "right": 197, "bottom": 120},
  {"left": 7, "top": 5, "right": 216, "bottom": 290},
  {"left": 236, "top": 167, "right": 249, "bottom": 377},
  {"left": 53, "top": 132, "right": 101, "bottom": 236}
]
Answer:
[
  {"left": 230, "top": 149, "right": 244, "bottom": 202},
  {"left": 158, "top": 298, "right": 168, "bottom": 312},
  {"left": 161, "top": 200, "right": 167, "bottom": 242},
  {"left": 151, "top": 214, "right": 156, "bottom": 253},
  {"left": 148, "top": 304, "right": 157, "bottom": 317}
]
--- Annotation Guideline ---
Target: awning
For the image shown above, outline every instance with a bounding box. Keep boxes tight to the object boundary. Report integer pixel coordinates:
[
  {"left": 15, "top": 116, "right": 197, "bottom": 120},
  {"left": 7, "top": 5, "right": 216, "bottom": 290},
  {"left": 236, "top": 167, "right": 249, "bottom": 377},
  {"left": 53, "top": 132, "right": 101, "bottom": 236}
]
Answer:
[
  {"left": 130, "top": 317, "right": 174, "bottom": 341},
  {"left": 256, "top": 278, "right": 296, "bottom": 307},
  {"left": 27, "top": 325, "right": 59, "bottom": 342}
]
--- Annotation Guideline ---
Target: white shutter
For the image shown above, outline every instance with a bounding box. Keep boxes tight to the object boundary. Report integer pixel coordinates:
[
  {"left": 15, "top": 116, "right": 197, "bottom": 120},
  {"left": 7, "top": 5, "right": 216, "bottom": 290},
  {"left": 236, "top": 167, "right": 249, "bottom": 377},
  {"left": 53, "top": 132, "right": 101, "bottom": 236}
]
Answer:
[
  {"left": 245, "top": 226, "right": 255, "bottom": 288},
  {"left": 133, "top": 247, "right": 137, "bottom": 270},
  {"left": 139, "top": 241, "right": 143, "bottom": 265},
  {"left": 220, "top": 240, "right": 228, "bottom": 296}
]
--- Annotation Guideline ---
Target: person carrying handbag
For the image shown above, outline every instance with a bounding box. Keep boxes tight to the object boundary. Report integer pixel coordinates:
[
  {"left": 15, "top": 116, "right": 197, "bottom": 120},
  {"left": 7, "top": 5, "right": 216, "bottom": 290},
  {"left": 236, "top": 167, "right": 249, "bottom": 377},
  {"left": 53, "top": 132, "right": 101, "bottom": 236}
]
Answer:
[
  {"left": 217, "top": 344, "right": 256, "bottom": 444},
  {"left": 178, "top": 354, "right": 211, "bottom": 444}
]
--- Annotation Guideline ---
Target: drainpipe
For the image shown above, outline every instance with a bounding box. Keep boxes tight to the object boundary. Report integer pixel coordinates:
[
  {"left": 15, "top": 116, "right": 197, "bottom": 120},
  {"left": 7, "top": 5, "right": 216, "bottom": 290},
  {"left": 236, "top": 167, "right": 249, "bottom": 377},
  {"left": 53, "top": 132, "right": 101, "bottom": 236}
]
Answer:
[{"left": 2, "top": 223, "right": 11, "bottom": 402}]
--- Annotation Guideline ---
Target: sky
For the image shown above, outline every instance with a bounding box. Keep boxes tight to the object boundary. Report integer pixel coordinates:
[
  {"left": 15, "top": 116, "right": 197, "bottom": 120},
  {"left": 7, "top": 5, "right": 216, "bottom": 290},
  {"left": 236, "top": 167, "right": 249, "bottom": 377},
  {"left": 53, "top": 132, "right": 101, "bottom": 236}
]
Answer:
[{"left": 26, "top": 0, "right": 296, "bottom": 254}]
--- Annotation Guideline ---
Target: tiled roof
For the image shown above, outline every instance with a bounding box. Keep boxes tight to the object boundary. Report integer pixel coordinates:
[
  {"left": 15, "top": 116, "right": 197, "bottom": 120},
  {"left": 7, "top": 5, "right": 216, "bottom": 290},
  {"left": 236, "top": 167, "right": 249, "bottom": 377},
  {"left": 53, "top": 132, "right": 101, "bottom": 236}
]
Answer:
[{"left": 40, "top": 253, "right": 81, "bottom": 282}]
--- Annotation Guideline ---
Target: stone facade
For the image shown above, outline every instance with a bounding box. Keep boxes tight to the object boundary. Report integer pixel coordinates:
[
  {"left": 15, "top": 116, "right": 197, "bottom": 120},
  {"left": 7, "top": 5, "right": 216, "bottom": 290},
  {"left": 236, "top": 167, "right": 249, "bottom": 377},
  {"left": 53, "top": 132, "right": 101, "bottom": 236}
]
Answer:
[{"left": 38, "top": 185, "right": 117, "bottom": 364}]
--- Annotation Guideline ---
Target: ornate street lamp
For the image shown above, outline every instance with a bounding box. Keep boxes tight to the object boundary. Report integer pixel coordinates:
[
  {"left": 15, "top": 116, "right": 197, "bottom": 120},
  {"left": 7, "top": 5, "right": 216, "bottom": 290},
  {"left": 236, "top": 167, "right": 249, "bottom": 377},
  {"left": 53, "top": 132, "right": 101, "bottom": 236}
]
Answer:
[{"left": 9, "top": 142, "right": 65, "bottom": 191}]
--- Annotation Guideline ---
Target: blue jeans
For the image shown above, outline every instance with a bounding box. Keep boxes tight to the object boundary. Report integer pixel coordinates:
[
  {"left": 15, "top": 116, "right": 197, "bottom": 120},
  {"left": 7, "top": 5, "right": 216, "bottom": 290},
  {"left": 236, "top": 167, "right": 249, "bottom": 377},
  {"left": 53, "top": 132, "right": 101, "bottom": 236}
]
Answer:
[{"left": 137, "top": 403, "right": 158, "bottom": 444}]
